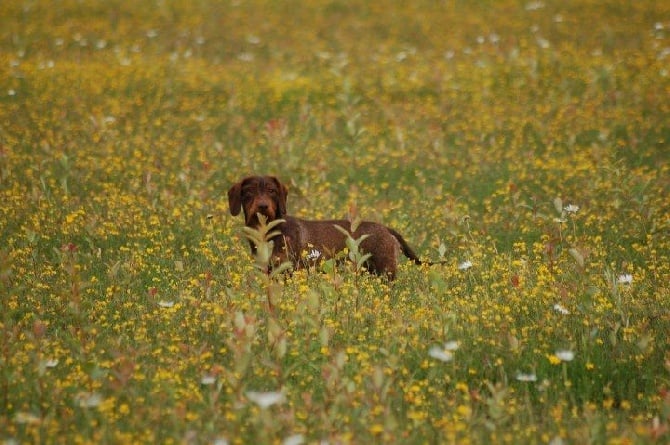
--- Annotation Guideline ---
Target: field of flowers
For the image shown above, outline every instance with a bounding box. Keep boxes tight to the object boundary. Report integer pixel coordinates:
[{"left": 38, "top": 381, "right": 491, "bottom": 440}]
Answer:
[{"left": 1, "top": 0, "right": 669, "bottom": 443}]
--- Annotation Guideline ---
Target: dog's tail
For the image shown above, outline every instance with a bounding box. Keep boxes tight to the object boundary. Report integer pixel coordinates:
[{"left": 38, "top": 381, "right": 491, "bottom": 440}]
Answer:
[
  {"left": 389, "top": 228, "right": 422, "bottom": 265},
  {"left": 388, "top": 228, "right": 447, "bottom": 266}
]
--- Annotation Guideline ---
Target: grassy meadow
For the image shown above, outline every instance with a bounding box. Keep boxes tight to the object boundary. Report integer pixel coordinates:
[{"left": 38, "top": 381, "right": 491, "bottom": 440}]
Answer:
[{"left": 1, "top": 0, "right": 670, "bottom": 443}]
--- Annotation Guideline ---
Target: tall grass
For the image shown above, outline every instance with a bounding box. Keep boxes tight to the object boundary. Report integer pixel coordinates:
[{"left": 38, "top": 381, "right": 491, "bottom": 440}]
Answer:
[{"left": 1, "top": 0, "right": 669, "bottom": 443}]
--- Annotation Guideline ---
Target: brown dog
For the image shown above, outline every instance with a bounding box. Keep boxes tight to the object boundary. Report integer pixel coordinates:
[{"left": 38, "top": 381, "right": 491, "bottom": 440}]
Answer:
[{"left": 228, "top": 175, "right": 425, "bottom": 280}]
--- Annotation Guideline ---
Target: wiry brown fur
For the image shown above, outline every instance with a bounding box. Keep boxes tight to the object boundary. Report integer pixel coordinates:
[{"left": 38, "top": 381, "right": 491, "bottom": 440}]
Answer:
[{"left": 228, "top": 175, "right": 423, "bottom": 280}]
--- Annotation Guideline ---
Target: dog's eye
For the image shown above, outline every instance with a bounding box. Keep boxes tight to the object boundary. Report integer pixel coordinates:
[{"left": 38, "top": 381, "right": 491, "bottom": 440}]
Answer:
[{"left": 267, "top": 188, "right": 278, "bottom": 195}]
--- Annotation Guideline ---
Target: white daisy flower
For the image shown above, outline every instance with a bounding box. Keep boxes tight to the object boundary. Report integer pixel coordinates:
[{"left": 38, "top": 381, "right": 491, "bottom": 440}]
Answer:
[
  {"left": 14, "top": 412, "right": 41, "bottom": 424},
  {"left": 563, "top": 204, "right": 580, "bottom": 214},
  {"left": 515, "top": 372, "right": 538, "bottom": 382},
  {"left": 617, "top": 274, "right": 633, "bottom": 284},
  {"left": 306, "top": 249, "right": 322, "bottom": 261},
  {"left": 428, "top": 346, "right": 454, "bottom": 363},
  {"left": 458, "top": 260, "right": 473, "bottom": 271},
  {"left": 283, "top": 434, "right": 305, "bottom": 445},
  {"left": 201, "top": 375, "right": 216, "bottom": 385},
  {"left": 443, "top": 340, "right": 460, "bottom": 351},
  {"left": 246, "top": 390, "right": 285, "bottom": 409},
  {"left": 555, "top": 350, "right": 575, "bottom": 362},
  {"left": 75, "top": 392, "right": 103, "bottom": 408},
  {"left": 525, "top": 1, "right": 545, "bottom": 11}
]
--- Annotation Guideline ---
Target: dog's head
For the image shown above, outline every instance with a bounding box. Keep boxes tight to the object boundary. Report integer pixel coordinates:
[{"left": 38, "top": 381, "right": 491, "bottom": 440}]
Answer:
[{"left": 228, "top": 176, "right": 288, "bottom": 227}]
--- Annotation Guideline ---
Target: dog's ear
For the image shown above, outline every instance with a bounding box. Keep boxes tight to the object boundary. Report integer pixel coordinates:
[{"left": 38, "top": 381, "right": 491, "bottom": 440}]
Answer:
[
  {"left": 270, "top": 176, "right": 288, "bottom": 217},
  {"left": 227, "top": 180, "right": 243, "bottom": 216}
]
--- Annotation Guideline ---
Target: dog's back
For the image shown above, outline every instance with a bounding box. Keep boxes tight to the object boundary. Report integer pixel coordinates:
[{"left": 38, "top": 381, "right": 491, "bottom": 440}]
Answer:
[{"left": 275, "top": 216, "right": 406, "bottom": 279}]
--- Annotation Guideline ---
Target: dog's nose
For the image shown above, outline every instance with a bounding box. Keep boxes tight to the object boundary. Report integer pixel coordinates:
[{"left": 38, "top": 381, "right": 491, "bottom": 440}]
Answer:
[{"left": 258, "top": 203, "right": 268, "bottom": 211}]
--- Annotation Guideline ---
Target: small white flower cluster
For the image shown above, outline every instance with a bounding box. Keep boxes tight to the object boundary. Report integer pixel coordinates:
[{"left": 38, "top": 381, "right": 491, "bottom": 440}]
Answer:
[{"left": 553, "top": 303, "right": 570, "bottom": 315}]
